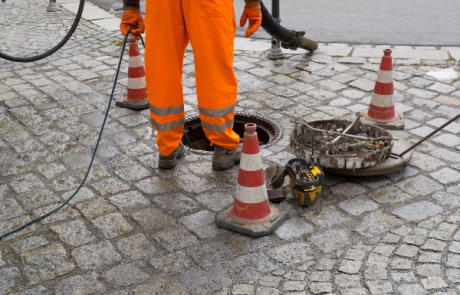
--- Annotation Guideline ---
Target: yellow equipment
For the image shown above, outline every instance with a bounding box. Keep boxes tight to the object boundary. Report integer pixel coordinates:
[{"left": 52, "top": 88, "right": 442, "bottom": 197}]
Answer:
[{"left": 267, "top": 158, "right": 324, "bottom": 206}]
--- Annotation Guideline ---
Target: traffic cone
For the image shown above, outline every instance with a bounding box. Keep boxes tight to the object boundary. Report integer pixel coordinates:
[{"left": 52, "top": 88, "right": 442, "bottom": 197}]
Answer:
[
  {"left": 359, "top": 49, "right": 404, "bottom": 130},
  {"left": 116, "top": 36, "right": 149, "bottom": 110},
  {"left": 216, "top": 123, "right": 288, "bottom": 237}
]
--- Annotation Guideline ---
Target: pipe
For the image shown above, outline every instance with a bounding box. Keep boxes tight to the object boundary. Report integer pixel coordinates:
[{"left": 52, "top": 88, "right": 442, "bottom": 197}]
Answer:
[{"left": 260, "top": 0, "right": 318, "bottom": 52}]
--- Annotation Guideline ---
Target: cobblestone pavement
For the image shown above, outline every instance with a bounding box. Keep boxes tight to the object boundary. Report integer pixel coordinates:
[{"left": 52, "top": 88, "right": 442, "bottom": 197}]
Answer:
[{"left": 2, "top": 0, "right": 460, "bottom": 294}]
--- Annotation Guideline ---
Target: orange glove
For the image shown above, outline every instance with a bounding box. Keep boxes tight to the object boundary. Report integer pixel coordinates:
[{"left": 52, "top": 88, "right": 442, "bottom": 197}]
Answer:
[
  {"left": 240, "top": 5, "right": 262, "bottom": 38},
  {"left": 120, "top": 8, "right": 145, "bottom": 40}
]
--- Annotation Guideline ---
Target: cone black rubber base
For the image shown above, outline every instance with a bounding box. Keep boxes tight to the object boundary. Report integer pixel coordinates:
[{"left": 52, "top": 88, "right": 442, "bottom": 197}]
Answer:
[
  {"left": 359, "top": 110, "right": 405, "bottom": 130},
  {"left": 216, "top": 205, "right": 289, "bottom": 237},
  {"left": 115, "top": 98, "right": 149, "bottom": 110}
]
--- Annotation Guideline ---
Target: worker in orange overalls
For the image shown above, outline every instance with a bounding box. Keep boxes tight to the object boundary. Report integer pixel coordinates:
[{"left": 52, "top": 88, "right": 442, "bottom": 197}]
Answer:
[{"left": 120, "top": 0, "right": 262, "bottom": 170}]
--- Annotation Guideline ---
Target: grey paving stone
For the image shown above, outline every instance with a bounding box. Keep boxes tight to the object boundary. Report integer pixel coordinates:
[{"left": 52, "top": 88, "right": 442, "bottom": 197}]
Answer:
[
  {"left": 0, "top": 267, "right": 20, "bottom": 295},
  {"left": 420, "top": 277, "right": 448, "bottom": 290},
  {"left": 418, "top": 251, "right": 442, "bottom": 263},
  {"left": 428, "top": 118, "right": 460, "bottom": 134},
  {"left": 349, "top": 78, "right": 375, "bottom": 92},
  {"left": 115, "top": 164, "right": 151, "bottom": 181},
  {"left": 391, "top": 257, "right": 413, "bottom": 270},
  {"left": 116, "top": 233, "right": 155, "bottom": 259},
  {"left": 55, "top": 272, "right": 105, "bottom": 295},
  {"left": 102, "top": 263, "right": 150, "bottom": 287},
  {"left": 330, "top": 182, "right": 366, "bottom": 197},
  {"left": 150, "top": 251, "right": 194, "bottom": 275},
  {"left": 75, "top": 198, "right": 117, "bottom": 220},
  {"left": 65, "top": 187, "right": 96, "bottom": 205},
  {"left": 356, "top": 211, "right": 402, "bottom": 238},
  {"left": 386, "top": 166, "right": 419, "bottom": 181},
  {"left": 9, "top": 173, "right": 45, "bottom": 194},
  {"left": 392, "top": 201, "right": 443, "bottom": 221},
  {"left": 195, "top": 190, "right": 234, "bottom": 212},
  {"left": 382, "top": 233, "right": 401, "bottom": 244},
  {"left": 22, "top": 245, "right": 75, "bottom": 286},
  {"left": 410, "top": 152, "right": 446, "bottom": 171},
  {"left": 309, "top": 282, "right": 331, "bottom": 294},
  {"left": 268, "top": 243, "right": 315, "bottom": 264},
  {"left": 108, "top": 191, "right": 150, "bottom": 211},
  {"left": 364, "top": 267, "right": 387, "bottom": 280},
  {"left": 255, "top": 287, "right": 279, "bottom": 295},
  {"left": 306, "top": 205, "right": 350, "bottom": 228},
  {"left": 181, "top": 266, "right": 232, "bottom": 294},
  {"left": 91, "top": 213, "right": 133, "bottom": 238},
  {"left": 432, "top": 133, "right": 460, "bottom": 147},
  {"left": 403, "top": 235, "right": 426, "bottom": 246},
  {"left": 338, "top": 260, "right": 362, "bottom": 274},
  {"left": 135, "top": 177, "right": 177, "bottom": 195},
  {"left": 338, "top": 196, "right": 379, "bottom": 216},
  {"left": 428, "top": 82, "right": 456, "bottom": 94},
  {"left": 133, "top": 278, "right": 188, "bottom": 295},
  {"left": 446, "top": 268, "right": 460, "bottom": 283},
  {"left": 369, "top": 186, "right": 413, "bottom": 204},
  {"left": 416, "top": 264, "right": 442, "bottom": 277},
  {"left": 364, "top": 280, "right": 393, "bottom": 295},
  {"left": 396, "top": 244, "right": 419, "bottom": 258},
  {"left": 430, "top": 148, "right": 460, "bottom": 163},
  {"left": 309, "top": 271, "right": 330, "bottom": 282},
  {"left": 310, "top": 229, "right": 350, "bottom": 253},
  {"left": 231, "top": 284, "right": 254, "bottom": 295},
  {"left": 72, "top": 241, "right": 121, "bottom": 270},
  {"left": 153, "top": 194, "right": 200, "bottom": 217},
  {"left": 91, "top": 177, "right": 130, "bottom": 196},
  {"left": 153, "top": 225, "right": 199, "bottom": 251},
  {"left": 335, "top": 274, "right": 360, "bottom": 288},
  {"left": 50, "top": 219, "right": 95, "bottom": 247},
  {"left": 274, "top": 217, "right": 314, "bottom": 240},
  {"left": 430, "top": 168, "right": 460, "bottom": 184},
  {"left": 10, "top": 236, "right": 49, "bottom": 255},
  {"left": 395, "top": 176, "right": 444, "bottom": 196},
  {"left": 174, "top": 174, "right": 217, "bottom": 194},
  {"left": 447, "top": 253, "right": 460, "bottom": 268},
  {"left": 131, "top": 207, "right": 176, "bottom": 230},
  {"left": 61, "top": 154, "right": 92, "bottom": 170},
  {"left": 406, "top": 88, "right": 437, "bottom": 99},
  {"left": 398, "top": 284, "right": 427, "bottom": 295}
]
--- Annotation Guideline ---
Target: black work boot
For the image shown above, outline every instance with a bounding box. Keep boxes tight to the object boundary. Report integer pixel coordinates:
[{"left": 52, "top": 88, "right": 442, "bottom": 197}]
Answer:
[
  {"left": 158, "top": 142, "right": 185, "bottom": 169},
  {"left": 212, "top": 144, "right": 242, "bottom": 171}
]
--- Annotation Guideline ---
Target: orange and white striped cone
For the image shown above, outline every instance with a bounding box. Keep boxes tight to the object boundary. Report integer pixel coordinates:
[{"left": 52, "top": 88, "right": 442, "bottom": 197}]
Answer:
[
  {"left": 216, "top": 123, "right": 288, "bottom": 237},
  {"left": 115, "top": 36, "right": 149, "bottom": 110},
  {"left": 359, "top": 49, "right": 404, "bottom": 130}
]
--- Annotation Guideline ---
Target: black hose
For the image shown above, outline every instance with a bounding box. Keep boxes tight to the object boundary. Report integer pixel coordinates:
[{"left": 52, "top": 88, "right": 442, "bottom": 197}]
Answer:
[
  {"left": 0, "top": 0, "right": 85, "bottom": 62},
  {"left": 260, "top": 0, "right": 318, "bottom": 52}
]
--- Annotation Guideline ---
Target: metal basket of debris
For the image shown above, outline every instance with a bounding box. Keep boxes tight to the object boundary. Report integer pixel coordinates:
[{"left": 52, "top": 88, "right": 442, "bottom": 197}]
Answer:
[{"left": 290, "top": 114, "right": 394, "bottom": 170}]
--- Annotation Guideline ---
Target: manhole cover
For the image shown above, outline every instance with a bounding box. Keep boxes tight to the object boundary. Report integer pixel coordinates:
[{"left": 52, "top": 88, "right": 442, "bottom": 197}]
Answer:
[{"left": 182, "top": 112, "right": 282, "bottom": 154}]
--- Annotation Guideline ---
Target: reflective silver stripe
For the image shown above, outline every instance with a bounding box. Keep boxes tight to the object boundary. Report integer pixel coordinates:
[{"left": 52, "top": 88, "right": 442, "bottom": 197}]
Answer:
[
  {"left": 201, "top": 118, "right": 234, "bottom": 133},
  {"left": 149, "top": 104, "right": 184, "bottom": 116},
  {"left": 150, "top": 117, "right": 185, "bottom": 132},
  {"left": 199, "top": 103, "right": 235, "bottom": 118}
]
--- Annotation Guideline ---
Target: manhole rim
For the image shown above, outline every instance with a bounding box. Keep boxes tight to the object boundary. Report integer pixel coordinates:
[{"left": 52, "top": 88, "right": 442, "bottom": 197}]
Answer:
[{"left": 183, "top": 112, "right": 283, "bottom": 155}]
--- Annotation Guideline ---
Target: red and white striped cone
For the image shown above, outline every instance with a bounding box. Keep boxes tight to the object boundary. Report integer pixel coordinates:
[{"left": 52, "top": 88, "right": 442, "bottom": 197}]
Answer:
[
  {"left": 115, "top": 36, "right": 149, "bottom": 110},
  {"left": 360, "top": 49, "right": 404, "bottom": 130},
  {"left": 216, "top": 123, "right": 288, "bottom": 237}
]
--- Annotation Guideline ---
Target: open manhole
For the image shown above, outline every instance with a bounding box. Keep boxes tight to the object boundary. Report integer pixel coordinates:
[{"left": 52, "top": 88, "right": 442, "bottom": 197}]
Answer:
[{"left": 182, "top": 112, "right": 282, "bottom": 154}]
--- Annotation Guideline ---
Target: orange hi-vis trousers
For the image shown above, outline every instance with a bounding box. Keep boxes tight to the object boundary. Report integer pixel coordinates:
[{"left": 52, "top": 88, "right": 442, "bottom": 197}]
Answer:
[{"left": 145, "top": 0, "right": 240, "bottom": 156}]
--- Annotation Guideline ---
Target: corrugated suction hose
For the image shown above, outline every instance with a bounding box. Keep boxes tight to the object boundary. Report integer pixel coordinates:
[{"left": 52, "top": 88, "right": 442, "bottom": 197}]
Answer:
[{"left": 260, "top": 0, "right": 318, "bottom": 52}]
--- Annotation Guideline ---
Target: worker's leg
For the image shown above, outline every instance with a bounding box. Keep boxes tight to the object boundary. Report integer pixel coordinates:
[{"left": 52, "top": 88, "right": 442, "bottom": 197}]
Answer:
[
  {"left": 182, "top": 0, "right": 240, "bottom": 150},
  {"left": 144, "top": 0, "right": 189, "bottom": 156}
]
